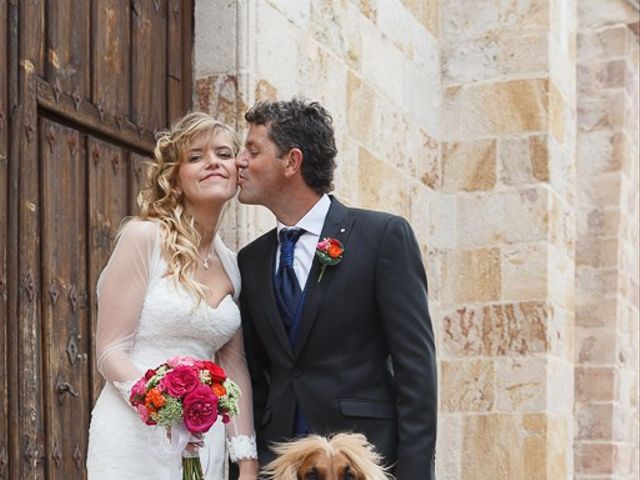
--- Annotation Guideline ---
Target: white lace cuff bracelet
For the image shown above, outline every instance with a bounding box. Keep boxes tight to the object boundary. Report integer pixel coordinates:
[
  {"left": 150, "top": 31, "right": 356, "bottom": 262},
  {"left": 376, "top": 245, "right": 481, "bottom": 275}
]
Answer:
[{"left": 226, "top": 434, "right": 258, "bottom": 462}]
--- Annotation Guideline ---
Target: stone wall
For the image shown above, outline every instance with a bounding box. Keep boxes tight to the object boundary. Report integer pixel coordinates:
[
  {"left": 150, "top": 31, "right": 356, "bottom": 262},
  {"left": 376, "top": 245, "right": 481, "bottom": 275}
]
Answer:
[
  {"left": 194, "top": 1, "right": 639, "bottom": 478},
  {"left": 575, "top": 1, "right": 639, "bottom": 478}
]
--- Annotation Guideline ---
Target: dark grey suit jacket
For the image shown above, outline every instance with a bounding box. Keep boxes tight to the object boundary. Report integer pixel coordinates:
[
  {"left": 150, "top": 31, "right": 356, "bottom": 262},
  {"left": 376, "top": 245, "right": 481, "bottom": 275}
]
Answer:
[{"left": 238, "top": 198, "right": 437, "bottom": 479}]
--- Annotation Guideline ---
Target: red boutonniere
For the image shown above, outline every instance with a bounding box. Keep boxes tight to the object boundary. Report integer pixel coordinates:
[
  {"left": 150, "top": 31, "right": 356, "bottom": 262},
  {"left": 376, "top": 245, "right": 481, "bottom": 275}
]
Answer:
[{"left": 315, "top": 237, "right": 344, "bottom": 283}]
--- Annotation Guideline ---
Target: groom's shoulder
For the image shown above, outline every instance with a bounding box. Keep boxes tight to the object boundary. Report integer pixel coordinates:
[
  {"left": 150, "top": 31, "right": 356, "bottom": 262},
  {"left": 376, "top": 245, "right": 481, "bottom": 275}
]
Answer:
[
  {"left": 237, "top": 228, "right": 275, "bottom": 261},
  {"left": 347, "top": 205, "right": 410, "bottom": 232}
]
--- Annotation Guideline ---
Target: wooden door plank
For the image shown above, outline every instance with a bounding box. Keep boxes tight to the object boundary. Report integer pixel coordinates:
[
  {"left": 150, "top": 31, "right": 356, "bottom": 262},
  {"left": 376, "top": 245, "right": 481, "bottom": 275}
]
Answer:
[
  {"left": 131, "top": 0, "right": 168, "bottom": 135},
  {"left": 40, "top": 119, "right": 89, "bottom": 478},
  {"left": 0, "top": 1, "right": 9, "bottom": 478},
  {"left": 87, "top": 137, "right": 128, "bottom": 407},
  {"left": 45, "top": 0, "right": 90, "bottom": 99},
  {"left": 17, "top": 1, "right": 46, "bottom": 478},
  {"left": 93, "top": 0, "right": 131, "bottom": 121}
]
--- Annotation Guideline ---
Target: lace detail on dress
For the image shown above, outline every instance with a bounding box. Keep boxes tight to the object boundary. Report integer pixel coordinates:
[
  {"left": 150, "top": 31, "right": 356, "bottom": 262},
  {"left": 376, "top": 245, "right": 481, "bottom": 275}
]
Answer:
[{"left": 226, "top": 434, "right": 258, "bottom": 462}]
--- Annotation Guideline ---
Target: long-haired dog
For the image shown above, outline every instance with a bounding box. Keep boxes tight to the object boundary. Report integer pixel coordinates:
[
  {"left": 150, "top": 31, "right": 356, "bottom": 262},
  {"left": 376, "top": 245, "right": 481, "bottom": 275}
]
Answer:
[{"left": 261, "top": 433, "right": 394, "bottom": 480}]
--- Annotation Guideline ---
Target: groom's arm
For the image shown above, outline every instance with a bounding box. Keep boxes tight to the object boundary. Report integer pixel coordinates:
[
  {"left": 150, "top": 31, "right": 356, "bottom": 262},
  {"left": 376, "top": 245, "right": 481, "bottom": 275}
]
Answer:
[
  {"left": 375, "top": 216, "right": 437, "bottom": 480},
  {"left": 238, "top": 252, "right": 270, "bottom": 430}
]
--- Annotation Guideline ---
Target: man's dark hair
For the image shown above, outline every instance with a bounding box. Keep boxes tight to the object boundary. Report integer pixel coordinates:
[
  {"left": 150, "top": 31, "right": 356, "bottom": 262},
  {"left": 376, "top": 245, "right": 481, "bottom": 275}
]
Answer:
[{"left": 245, "top": 98, "right": 337, "bottom": 194}]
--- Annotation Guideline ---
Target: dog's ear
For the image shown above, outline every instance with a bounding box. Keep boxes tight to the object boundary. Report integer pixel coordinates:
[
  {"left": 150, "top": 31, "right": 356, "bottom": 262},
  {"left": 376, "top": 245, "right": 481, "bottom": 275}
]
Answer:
[{"left": 329, "top": 433, "right": 394, "bottom": 480}]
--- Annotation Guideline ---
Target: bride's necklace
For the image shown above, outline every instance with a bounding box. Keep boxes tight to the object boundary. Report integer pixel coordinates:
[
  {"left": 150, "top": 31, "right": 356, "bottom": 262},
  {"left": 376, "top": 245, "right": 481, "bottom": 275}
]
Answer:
[{"left": 200, "top": 245, "right": 214, "bottom": 270}]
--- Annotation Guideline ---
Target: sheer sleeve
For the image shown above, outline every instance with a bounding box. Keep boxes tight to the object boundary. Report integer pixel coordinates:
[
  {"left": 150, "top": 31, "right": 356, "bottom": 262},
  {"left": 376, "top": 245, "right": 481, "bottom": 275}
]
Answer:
[
  {"left": 217, "top": 327, "right": 258, "bottom": 462},
  {"left": 95, "top": 220, "right": 158, "bottom": 401}
]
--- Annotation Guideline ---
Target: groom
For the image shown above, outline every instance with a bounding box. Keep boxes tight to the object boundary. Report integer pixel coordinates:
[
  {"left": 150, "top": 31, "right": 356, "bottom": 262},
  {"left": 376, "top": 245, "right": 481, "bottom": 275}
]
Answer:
[{"left": 235, "top": 98, "right": 437, "bottom": 479}]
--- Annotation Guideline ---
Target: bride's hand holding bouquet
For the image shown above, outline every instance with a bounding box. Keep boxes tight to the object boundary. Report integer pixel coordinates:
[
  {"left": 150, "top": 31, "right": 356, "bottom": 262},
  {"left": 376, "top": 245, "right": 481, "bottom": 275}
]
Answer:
[{"left": 129, "top": 356, "right": 241, "bottom": 480}]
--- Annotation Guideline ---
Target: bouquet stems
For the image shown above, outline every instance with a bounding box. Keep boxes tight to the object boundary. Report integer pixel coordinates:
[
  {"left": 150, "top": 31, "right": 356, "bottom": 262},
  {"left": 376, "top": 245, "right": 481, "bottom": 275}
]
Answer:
[{"left": 182, "top": 451, "right": 204, "bottom": 480}]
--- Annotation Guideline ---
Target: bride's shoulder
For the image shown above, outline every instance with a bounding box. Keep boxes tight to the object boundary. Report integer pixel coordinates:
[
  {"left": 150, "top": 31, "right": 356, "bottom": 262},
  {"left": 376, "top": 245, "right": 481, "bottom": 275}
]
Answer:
[
  {"left": 117, "top": 218, "right": 160, "bottom": 245},
  {"left": 214, "top": 235, "right": 237, "bottom": 260}
]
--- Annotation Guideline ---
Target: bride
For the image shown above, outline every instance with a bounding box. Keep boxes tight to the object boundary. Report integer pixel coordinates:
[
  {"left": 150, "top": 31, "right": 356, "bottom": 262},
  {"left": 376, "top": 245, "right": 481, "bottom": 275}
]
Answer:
[{"left": 87, "top": 112, "right": 259, "bottom": 479}]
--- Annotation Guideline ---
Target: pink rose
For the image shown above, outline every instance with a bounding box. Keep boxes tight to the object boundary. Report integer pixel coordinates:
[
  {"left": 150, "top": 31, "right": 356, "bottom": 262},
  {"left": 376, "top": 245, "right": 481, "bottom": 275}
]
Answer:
[
  {"left": 129, "top": 378, "right": 147, "bottom": 406},
  {"left": 167, "top": 356, "right": 196, "bottom": 368},
  {"left": 183, "top": 385, "right": 219, "bottom": 434},
  {"left": 136, "top": 404, "right": 154, "bottom": 425},
  {"left": 159, "top": 366, "right": 199, "bottom": 398}
]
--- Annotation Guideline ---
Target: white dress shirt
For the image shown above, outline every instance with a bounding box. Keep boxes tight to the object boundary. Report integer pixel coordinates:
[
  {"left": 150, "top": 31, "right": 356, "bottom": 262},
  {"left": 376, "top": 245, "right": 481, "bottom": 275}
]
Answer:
[{"left": 276, "top": 194, "right": 331, "bottom": 289}]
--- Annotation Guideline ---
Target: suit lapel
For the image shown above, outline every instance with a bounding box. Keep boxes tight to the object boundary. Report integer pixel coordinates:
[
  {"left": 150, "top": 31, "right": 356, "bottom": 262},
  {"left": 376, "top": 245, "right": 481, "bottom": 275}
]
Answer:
[
  {"left": 255, "top": 230, "right": 294, "bottom": 359},
  {"left": 294, "top": 198, "right": 354, "bottom": 358}
]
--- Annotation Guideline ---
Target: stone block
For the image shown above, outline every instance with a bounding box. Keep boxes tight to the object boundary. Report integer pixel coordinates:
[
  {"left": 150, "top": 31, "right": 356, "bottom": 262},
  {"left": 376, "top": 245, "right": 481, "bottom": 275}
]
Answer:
[
  {"left": 297, "top": 37, "right": 348, "bottom": 129},
  {"left": 194, "top": 0, "right": 237, "bottom": 76},
  {"left": 575, "top": 366, "right": 617, "bottom": 402},
  {"left": 406, "top": 126, "right": 440, "bottom": 189},
  {"left": 457, "top": 188, "right": 549, "bottom": 247},
  {"left": 577, "top": 171, "right": 622, "bottom": 207},
  {"left": 546, "top": 414, "right": 569, "bottom": 479},
  {"left": 357, "top": 146, "right": 408, "bottom": 217},
  {"left": 575, "top": 442, "right": 615, "bottom": 474},
  {"left": 577, "top": 59, "right": 627, "bottom": 95},
  {"left": 577, "top": 91, "right": 625, "bottom": 132},
  {"left": 578, "top": 131, "right": 626, "bottom": 176},
  {"left": 360, "top": 22, "right": 405, "bottom": 107},
  {"left": 438, "top": 247, "right": 501, "bottom": 304},
  {"left": 578, "top": 25, "right": 628, "bottom": 63},
  {"left": 576, "top": 403, "right": 615, "bottom": 440},
  {"left": 255, "top": 1, "right": 302, "bottom": 98},
  {"left": 403, "top": 56, "right": 441, "bottom": 134},
  {"left": 501, "top": 242, "right": 548, "bottom": 301},
  {"left": 195, "top": 74, "right": 238, "bottom": 127},
  {"left": 576, "top": 238, "right": 619, "bottom": 268},
  {"left": 577, "top": 0, "right": 639, "bottom": 30},
  {"left": 443, "top": 79, "right": 548, "bottom": 139},
  {"left": 442, "top": 33, "right": 548, "bottom": 85},
  {"left": 495, "top": 357, "right": 547, "bottom": 412},
  {"left": 576, "top": 207, "right": 620, "bottom": 239},
  {"left": 442, "top": 301, "right": 551, "bottom": 358},
  {"left": 442, "top": 140, "right": 496, "bottom": 192},
  {"left": 441, "top": 359, "right": 495, "bottom": 412},
  {"left": 461, "top": 413, "right": 547, "bottom": 480},
  {"left": 425, "top": 192, "right": 457, "bottom": 249},
  {"left": 346, "top": 71, "right": 379, "bottom": 146},
  {"left": 576, "top": 327, "right": 618, "bottom": 363},
  {"left": 499, "top": 134, "right": 549, "bottom": 186},
  {"left": 442, "top": 0, "right": 549, "bottom": 41},
  {"left": 575, "top": 268, "right": 618, "bottom": 304},
  {"left": 254, "top": 79, "right": 277, "bottom": 102}
]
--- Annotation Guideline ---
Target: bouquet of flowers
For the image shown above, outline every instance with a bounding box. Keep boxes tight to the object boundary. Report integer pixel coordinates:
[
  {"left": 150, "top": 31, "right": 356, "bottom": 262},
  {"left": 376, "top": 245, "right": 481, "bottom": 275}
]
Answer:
[{"left": 129, "top": 356, "right": 241, "bottom": 480}]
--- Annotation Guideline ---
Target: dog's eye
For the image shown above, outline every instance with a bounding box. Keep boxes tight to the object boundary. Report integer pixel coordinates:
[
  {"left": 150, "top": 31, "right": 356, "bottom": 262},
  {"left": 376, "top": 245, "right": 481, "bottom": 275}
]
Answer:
[
  {"left": 304, "top": 468, "right": 319, "bottom": 480},
  {"left": 343, "top": 467, "right": 356, "bottom": 480}
]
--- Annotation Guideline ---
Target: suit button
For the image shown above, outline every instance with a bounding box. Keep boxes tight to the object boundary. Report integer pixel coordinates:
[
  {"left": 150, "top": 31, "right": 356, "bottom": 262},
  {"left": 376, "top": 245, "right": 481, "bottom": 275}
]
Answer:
[{"left": 292, "top": 368, "right": 301, "bottom": 378}]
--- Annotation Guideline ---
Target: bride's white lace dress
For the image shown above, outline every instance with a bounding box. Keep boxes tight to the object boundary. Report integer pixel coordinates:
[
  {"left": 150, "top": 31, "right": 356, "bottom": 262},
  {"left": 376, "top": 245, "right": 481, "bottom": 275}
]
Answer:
[{"left": 87, "top": 220, "right": 257, "bottom": 479}]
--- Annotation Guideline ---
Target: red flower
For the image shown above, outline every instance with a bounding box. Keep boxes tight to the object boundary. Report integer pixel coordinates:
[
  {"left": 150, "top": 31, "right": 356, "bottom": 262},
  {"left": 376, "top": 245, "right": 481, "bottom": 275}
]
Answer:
[
  {"left": 159, "top": 366, "right": 199, "bottom": 398},
  {"left": 201, "top": 361, "right": 227, "bottom": 383},
  {"left": 183, "top": 385, "right": 219, "bottom": 434},
  {"left": 144, "top": 369, "right": 156, "bottom": 380}
]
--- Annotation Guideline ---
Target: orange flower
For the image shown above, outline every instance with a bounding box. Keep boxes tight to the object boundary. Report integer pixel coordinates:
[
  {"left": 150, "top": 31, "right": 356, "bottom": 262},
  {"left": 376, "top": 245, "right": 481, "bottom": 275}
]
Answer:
[
  {"left": 145, "top": 388, "right": 166, "bottom": 409},
  {"left": 212, "top": 383, "right": 227, "bottom": 397},
  {"left": 328, "top": 245, "right": 343, "bottom": 258}
]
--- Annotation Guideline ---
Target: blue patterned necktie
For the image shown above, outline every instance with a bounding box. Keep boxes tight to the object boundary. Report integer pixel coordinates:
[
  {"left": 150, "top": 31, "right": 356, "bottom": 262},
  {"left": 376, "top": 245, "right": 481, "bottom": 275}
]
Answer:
[
  {"left": 275, "top": 228, "right": 310, "bottom": 436},
  {"left": 275, "top": 228, "right": 305, "bottom": 337}
]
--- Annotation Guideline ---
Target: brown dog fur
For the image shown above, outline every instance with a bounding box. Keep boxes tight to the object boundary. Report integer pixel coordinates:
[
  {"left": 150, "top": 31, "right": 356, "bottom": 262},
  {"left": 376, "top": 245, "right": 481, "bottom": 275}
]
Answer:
[{"left": 261, "top": 433, "right": 394, "bottom": 480}]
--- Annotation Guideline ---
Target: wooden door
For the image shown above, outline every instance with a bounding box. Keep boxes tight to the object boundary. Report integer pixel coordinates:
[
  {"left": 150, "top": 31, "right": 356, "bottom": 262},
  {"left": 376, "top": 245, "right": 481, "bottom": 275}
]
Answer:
[{"left": 0, "top": 1, "right": 194, "bottom": 478}]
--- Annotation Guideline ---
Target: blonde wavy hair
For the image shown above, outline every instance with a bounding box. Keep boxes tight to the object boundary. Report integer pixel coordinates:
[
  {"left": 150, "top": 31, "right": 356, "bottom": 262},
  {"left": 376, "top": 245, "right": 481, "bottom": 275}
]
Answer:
[{"left": 136, "top": 112, "right": 240, "bottom": 301}]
